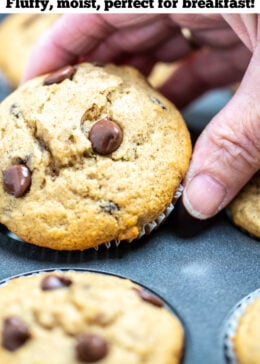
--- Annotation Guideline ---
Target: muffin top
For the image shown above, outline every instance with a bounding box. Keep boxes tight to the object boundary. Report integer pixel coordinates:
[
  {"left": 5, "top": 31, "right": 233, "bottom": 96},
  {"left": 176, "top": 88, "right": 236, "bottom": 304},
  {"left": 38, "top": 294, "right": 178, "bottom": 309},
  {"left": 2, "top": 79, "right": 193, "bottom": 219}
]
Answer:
[
  {"left": 0, "top": 63, "right": 191, "bottom": 250},
  {"left": 232, "top": 295, "right": 260, "bottom": 364},
  {"left": 229, "top": 172, "right": 260, "bottom": 238},
  {"left": 0, "top": 271, "right": 184, "bottom": 364}
]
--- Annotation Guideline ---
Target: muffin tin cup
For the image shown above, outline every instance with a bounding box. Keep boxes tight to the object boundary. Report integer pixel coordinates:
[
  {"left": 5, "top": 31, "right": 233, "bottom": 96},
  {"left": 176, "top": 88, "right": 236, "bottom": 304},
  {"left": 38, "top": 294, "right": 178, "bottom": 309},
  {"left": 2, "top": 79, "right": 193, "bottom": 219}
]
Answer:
[
  {"left": 0, "top": 267, "right": 187, "bottom": 334},
  {"left": 0, "top": 267, "right": 187, "bottom": 363},
  {"left": 223, "top": 288, "right": 260, "bottom": 364},
  {"left": 0, "top": 267, "right": 183, "bottom": 315}
]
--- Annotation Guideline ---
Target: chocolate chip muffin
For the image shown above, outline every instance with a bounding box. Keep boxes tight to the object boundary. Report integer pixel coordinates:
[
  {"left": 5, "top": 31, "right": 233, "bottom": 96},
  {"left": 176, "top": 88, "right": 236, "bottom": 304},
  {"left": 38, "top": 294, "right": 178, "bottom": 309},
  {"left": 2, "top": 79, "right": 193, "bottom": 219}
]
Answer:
[
  {"left": 232, "top": 296, "right": 260, "bottom": 364},
  {"left": 0, "top": 271, "right": 184, "bottom": 364},
  {"left": 225, "top": 290, "right": 260, "bottom": 364},
  {"left": 229, "top": 172, "right": 260, "bottom": 238},
  {"left": 0, "top": 63, "right": 191, "bottom": 250},
  {"left": 148, "top": 62, "right": 177, "bottom": 88},
  {"left": 0, "top": 14, "right": 59, "bottom": 86}
]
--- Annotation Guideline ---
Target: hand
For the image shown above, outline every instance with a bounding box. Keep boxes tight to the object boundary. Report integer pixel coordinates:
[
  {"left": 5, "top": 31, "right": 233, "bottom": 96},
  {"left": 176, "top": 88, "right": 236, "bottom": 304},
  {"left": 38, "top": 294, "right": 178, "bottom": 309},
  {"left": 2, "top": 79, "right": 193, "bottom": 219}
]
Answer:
[{"left": 23, "top": 14, "right": 260, "bottom": 219}]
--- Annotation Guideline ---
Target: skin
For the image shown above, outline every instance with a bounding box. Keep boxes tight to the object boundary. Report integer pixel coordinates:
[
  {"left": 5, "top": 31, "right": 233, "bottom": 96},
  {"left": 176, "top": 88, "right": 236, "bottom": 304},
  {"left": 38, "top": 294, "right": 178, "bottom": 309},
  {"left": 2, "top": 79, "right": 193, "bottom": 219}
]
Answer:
[{"left": 23, "top": 14, "right": 260, "bottom": 219}]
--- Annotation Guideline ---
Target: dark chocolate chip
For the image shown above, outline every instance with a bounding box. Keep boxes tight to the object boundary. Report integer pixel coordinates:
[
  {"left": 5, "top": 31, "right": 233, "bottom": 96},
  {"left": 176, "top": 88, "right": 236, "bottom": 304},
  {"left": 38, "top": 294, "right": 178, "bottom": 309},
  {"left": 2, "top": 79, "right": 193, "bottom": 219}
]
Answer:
[
  {"left": 46, "top": 165, "right": 59, "bottom": 178},
  {"left": 41, "top": 275, "right": 72, "bottom": 291},
  {"left": 150, "top": 96, "right": 167, "bottom": 110},
  {"left": 76, "top": 333, "right": 108, "bottom": 362},
  {"left": 2, "top": 316, "right": 31, "bottom": 351},
  {"left": 2, "top": 164, "right": 31, "bottom": 198},
  {"left": 13, "top": 156, "right": 30, "bottom": 165},
  {"left": 89, "top": 118, "right": 123, "bottom": 155},
  {"left": 133, "top": 287, "right": 164, "bottom": 307},
  {"left": 38, "top": 139, "right": 48, "bottom": 151},
  {"left": 99, "top": 200, "right": 119, "bottom": 215},
  {"left": 44, "top": 65, "right": 76, "bottom": 86},
  {"left": 10, "top": 104, "right": 22, "bottom": 119}
]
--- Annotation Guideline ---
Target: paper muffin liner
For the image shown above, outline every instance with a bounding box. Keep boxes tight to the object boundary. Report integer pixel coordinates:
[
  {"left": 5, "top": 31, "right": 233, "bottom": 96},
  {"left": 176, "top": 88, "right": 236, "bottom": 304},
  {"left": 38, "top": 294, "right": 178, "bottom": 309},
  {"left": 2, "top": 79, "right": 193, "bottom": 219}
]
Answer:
[
  {"left": 223, "top": 288, "right": 260, "bottom": 364},
  {"left": 1, "top": 184, "right": 183, "bottom": 251},
  {"left": 91, "top": 183, "right": 183, "bottom": 250},
  {"left": 124, "top": 184, "right": 183, "bottom": 241}
]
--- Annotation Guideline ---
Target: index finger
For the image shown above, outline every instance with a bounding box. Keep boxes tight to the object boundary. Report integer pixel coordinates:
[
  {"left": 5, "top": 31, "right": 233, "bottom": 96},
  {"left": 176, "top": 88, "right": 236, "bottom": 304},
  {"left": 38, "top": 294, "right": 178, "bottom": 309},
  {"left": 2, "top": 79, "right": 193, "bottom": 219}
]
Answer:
[{"left": 22, "top": 14, "right": 159, "bottom": 81}]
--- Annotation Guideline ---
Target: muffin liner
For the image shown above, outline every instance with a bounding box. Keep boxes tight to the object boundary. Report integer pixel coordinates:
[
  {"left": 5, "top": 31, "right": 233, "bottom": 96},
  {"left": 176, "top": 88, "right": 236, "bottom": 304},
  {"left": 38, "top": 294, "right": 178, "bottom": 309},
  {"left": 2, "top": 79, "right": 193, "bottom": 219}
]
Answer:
[
  {"left": 223, "top": 288, "right": 260, "bottom": 364},
  {"left": 1, "top": 184, "right": 183, "bottom": 251},
  {"left": 125, "top": 184, "right": 183, "bottom": 242}
]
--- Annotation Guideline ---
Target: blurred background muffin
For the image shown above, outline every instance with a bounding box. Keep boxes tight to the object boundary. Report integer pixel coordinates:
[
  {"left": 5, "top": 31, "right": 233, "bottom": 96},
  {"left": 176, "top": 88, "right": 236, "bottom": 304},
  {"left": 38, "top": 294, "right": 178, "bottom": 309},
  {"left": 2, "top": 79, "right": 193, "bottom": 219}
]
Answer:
[{"left": 0, "top": 14, "right": 59, "bottom": 86}]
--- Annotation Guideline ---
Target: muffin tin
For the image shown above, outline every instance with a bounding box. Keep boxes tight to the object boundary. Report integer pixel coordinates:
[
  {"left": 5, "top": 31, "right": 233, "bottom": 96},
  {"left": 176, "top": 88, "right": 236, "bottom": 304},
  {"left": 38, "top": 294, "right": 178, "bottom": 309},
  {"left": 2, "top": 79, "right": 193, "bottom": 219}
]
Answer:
[{"left": 0, "top": 17, "right": 259, "bottom": 362}]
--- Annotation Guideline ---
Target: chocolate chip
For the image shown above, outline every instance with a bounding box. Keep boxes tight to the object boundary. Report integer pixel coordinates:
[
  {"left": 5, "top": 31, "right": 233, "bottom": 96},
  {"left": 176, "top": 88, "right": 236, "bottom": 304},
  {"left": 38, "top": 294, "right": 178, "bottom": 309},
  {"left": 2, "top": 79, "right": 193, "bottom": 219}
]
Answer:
[
  {"left": 89, "top": 118, "right": 123, "bottom": 155},
  {"left": 10, "top": 104, "right": 22, "bottom": 119},
  {"left": 13, "top": 156, "right": 30, "bottom": 165},
  {"left": 133, "top": 287, "right": 164, "bottom": 307},
  {"left": 76, "top": 333, "right": 108, "bottom": 362},
  {"left": 41, "top": 274, "right": 72, "bottom": 291},
  {"left": 44, "top": 65, "right": 76, "bottom": 86},
  {"left": 2, "top": 316, "right": 31, "bottom": 351},
  {"left": 38, "top": 139, "right": 48, "bottom": 151},
  {"left": 99, "top": 200, "right": 119, "bottom": 215},
  {"left": 150, "top": 96, "right": 167, "bottom": 110},
  {"left": 2, "top": 164, "right": 31, "bottom": 198}
]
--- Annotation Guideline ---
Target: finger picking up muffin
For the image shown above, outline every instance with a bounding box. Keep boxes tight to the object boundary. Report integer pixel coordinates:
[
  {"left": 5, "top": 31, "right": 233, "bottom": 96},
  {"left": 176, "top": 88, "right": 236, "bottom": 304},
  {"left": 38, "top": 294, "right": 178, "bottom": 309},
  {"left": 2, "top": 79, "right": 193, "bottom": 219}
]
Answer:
[
  {"left": 0, "top": 271, "right": 184, "bottom": 364},
  {"left": 0, "top": 63, "right": 191, "bottom": 250}
]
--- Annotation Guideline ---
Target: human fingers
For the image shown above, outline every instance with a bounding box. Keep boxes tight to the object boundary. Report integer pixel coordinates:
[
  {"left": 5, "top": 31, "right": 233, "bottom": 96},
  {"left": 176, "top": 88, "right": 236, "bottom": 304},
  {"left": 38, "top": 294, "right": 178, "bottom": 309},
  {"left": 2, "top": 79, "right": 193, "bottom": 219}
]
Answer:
[
  {"left": 23, "top": 14, "right": 175, "bottom": 80},
  {"left": 223, "top": 14, "right": 258, "bottom": 50},
  {"left": 23, "top": 14, "right": 233, "bottom": 81},
  {"left": 182, "top": 45, "right": 260, "bottom": 219},
  {"left": 84, "top": 25, "right": 191, "bottom": 65},
  {"left": 159, "top": 42, "right": 251, "bottom": 109}
]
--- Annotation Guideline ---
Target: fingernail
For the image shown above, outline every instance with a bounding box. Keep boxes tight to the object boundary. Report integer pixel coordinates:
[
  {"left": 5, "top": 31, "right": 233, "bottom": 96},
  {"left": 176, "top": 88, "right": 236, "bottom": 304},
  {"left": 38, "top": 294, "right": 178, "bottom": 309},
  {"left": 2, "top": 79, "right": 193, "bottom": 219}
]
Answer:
[{"left": 183, "top": 173, "right": 227, "bottom": 219}]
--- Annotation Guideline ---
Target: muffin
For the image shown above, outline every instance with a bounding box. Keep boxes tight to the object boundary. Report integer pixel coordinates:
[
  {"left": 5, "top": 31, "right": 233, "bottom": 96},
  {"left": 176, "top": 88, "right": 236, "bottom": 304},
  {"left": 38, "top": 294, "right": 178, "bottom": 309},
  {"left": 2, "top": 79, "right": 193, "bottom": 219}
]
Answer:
[
  {"left": 224, "top": 289, "right": 260, "bottom": 364},
  {"left": 0, "top": 270, "right": 184, "bottom": 364},
  {"left": 148, "top": 62, "right": 177, "bottom": 88},
  {"left": 0, "top": 63, "right": 191, "bottom": 250},
  {"left": 0, "top": 14, "right": 59, "bottom": 86},
  {"left": 229, "top": 172, "right": 260, "bottom": 238}
]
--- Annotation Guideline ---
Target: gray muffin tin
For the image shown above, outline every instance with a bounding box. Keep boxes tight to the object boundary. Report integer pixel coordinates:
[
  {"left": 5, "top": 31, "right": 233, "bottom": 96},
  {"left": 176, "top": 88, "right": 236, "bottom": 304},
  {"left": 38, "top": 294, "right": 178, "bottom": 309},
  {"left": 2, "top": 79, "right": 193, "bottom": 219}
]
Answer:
[{"left": 0, "top": 18, "right": 259, "bottom": 362}]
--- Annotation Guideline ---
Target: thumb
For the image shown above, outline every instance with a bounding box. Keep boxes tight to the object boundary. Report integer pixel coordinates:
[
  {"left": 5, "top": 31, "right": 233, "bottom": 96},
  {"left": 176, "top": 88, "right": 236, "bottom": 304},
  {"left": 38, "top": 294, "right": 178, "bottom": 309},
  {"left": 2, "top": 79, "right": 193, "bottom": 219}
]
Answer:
[{"left": 183, "top": 45, "right": 260, "bottom": 219}]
